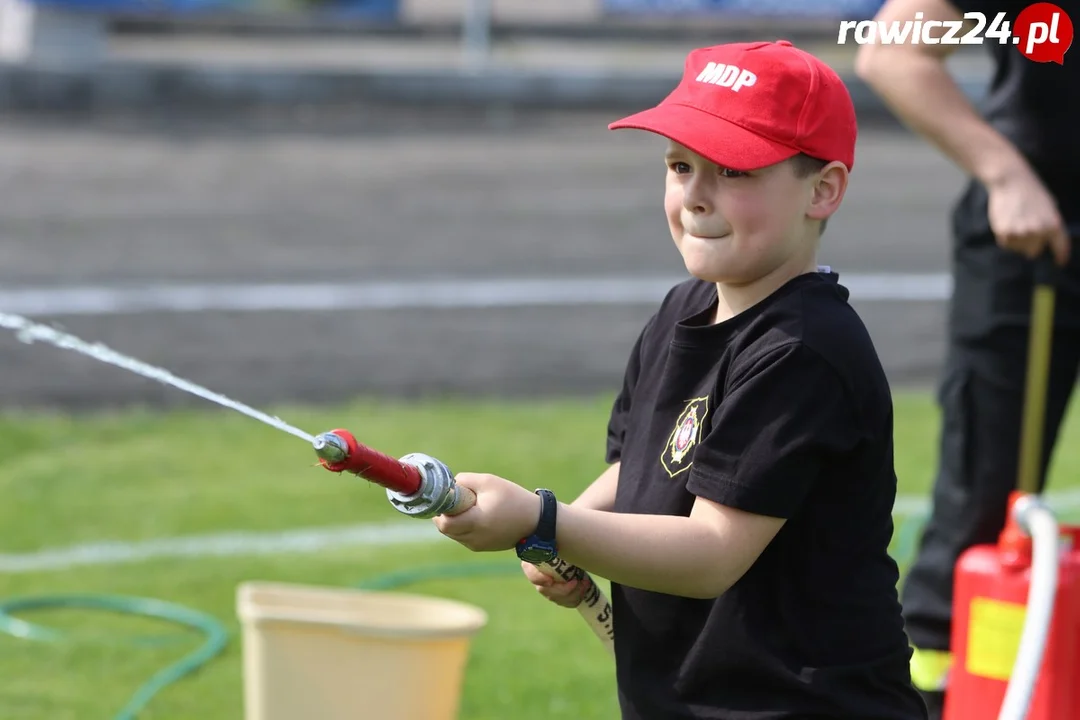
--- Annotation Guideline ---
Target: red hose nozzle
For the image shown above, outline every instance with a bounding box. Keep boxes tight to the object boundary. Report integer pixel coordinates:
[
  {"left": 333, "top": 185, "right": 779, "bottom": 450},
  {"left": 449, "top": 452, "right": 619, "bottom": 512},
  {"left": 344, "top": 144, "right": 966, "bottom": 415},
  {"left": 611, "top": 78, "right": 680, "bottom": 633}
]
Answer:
[{"left": 312, "top": 429, "right": 422, "bottom": 496}]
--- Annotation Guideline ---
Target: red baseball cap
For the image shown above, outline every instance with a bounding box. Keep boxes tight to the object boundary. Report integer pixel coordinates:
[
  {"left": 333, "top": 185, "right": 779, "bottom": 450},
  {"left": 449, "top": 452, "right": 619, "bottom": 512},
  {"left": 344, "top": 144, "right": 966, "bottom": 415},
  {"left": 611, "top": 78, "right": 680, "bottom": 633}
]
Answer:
[{"left": 609, "top": 40, "right": 857, "bottom": 172}]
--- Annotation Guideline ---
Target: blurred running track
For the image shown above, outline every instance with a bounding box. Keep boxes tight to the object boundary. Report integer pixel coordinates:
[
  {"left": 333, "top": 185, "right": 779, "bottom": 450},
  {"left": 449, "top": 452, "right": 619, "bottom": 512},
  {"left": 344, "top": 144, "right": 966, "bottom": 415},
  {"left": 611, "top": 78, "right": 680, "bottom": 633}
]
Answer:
[{"left": 0, "top": 111, "right": 963, "bottom": 410}]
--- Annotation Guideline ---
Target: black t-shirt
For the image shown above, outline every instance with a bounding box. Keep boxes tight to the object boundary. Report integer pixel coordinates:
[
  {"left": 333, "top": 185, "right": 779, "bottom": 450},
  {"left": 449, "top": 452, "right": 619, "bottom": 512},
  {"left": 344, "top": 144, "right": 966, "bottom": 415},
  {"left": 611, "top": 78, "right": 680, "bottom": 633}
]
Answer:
[
  {"left": 605, "top": 271, "right": 927, "bottom": 720},
  {"left": 945, "top": 0, "right": 1080, "bottom": 333}
]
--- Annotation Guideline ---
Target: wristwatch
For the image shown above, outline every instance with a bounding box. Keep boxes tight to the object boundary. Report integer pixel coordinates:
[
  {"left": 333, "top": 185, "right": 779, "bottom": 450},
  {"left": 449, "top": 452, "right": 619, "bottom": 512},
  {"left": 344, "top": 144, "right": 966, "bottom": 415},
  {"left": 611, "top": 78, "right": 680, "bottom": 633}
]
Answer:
[{"left": 516, "top": 488, "right": 559, "bottom": 564}]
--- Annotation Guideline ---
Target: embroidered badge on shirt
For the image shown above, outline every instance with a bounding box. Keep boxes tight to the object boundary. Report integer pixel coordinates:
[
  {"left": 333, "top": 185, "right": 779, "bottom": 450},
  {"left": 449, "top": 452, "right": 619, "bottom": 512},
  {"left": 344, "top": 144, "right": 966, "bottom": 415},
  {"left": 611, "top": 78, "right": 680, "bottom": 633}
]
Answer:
[{"left": 661, "top": 396, "right": 709, "bottom": 478}]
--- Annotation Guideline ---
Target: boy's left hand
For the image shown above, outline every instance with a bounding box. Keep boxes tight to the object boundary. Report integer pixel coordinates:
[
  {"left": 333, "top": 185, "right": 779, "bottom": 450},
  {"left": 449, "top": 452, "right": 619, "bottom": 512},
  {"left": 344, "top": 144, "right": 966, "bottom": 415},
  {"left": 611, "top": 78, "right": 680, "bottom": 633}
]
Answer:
[{"left": 433, "top": 472, "right": 542, "bottom": 552}]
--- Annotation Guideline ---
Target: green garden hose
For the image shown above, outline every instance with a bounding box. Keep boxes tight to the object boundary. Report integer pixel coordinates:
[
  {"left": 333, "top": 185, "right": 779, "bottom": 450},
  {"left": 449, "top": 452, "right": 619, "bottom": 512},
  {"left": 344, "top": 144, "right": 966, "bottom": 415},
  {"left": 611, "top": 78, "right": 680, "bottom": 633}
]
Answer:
[
  {"left": 353, "top": 558, "right": 522, "bottom": 591},
  {"left": 0, "top": 522, "right": 929, "bottom": 720},
  {"left": 0, "top": 594, "right": 229, "bottom": 720}
]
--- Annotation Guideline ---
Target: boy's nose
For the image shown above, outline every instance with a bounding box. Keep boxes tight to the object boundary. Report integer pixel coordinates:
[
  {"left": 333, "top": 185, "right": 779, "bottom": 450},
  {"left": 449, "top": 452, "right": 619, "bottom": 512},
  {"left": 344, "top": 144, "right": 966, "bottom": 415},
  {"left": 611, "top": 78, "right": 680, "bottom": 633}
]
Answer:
[
  {"left": 682, "top": 177, "right": 717, "bottom": 215},
  {"left": 682, "top": 188, "right": 712, "bottom": 214},
  {"left": 683, "top": 197, "right": 713, "bottom": 216}
]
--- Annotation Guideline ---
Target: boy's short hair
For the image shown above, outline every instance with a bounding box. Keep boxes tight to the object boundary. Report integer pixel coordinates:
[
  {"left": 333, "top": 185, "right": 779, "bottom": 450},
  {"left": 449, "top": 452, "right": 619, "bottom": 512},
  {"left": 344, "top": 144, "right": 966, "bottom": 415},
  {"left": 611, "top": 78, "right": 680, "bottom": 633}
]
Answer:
[
  {"left": 789, "top": 153, "right": 830, "bottom": 178},
  {"left": 608, "top": 40, "right": 857, "bottom": 223}
]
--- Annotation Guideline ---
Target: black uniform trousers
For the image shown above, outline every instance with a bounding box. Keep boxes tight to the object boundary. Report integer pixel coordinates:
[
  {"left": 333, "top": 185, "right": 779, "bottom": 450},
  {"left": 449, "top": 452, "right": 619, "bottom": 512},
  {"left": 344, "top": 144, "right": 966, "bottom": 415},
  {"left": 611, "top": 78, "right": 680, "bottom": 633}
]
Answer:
[{"left": 900, "top": 179, "right": 1080, "bottom": 657}]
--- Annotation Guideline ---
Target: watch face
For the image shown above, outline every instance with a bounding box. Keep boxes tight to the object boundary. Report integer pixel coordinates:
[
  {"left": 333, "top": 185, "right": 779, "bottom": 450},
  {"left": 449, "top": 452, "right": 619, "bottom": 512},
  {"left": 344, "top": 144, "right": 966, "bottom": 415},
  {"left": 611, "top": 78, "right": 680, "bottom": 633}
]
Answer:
[{"left": 518, "top": 543, "right": 557, "bottom": 564}]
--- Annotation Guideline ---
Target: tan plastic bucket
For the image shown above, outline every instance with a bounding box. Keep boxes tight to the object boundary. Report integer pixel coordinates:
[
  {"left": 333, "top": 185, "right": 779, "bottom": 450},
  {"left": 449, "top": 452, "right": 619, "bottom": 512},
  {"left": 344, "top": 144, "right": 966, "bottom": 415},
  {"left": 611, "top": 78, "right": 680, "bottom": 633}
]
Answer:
[{"left": 236, "top": 581, "right": 488, "bottom": 720}]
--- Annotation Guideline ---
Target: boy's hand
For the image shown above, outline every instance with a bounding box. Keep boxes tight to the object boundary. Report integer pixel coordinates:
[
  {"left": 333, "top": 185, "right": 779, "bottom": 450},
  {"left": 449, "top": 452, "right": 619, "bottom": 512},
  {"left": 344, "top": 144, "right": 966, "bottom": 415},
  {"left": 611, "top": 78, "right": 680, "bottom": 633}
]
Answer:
[
  {"left": 433, "top": 472, "right": 541, "bottom": 552},
  {"left": 521, "top": 560, "right": 586, "bottom": 608}
]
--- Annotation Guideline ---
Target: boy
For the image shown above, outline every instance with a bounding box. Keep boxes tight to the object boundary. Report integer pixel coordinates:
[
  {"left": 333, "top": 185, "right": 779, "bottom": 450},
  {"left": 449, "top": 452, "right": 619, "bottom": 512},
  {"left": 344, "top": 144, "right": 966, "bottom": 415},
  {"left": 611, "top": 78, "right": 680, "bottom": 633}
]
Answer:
[{"left": 434, "top": 40, "right": 928, "bottom": 719}]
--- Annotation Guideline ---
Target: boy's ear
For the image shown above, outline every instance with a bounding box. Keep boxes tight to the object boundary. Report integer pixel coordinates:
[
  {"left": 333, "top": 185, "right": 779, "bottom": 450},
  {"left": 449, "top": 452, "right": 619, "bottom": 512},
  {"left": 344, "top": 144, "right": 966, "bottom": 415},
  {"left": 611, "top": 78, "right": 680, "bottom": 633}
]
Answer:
[{"left": 806, "top": 161, "right": 848, "bottom": 223}]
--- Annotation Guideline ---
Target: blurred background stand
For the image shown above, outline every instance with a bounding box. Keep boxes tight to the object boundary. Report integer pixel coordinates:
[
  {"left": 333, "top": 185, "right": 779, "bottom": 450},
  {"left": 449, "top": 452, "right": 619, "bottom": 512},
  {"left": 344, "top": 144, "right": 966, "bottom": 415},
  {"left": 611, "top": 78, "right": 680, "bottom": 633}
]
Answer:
[{"left": 0, "top": 0, "right": 109, "bottom": 64}]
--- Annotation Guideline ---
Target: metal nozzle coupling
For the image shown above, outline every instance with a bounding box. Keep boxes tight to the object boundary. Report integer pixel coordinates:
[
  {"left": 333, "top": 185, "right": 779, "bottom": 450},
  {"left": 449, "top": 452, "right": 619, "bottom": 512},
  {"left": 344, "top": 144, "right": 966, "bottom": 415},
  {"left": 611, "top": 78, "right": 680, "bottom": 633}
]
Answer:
[
  {"left": 313, "top": 432, "right": 349, "bottom": 465},
  {"left": 390, "top": 452, "right": 461, "bottom": 519}
]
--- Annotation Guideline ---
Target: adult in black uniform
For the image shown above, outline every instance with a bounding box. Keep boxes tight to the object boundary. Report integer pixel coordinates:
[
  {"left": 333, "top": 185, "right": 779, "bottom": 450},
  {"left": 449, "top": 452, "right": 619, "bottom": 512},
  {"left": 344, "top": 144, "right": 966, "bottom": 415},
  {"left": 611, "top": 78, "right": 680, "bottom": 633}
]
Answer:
[
  {"left": 435, "top": 40, "right": 927, "bottom": 718},
  {"left": 856, "top": 0, "right": 1079, "bottom": 716}
]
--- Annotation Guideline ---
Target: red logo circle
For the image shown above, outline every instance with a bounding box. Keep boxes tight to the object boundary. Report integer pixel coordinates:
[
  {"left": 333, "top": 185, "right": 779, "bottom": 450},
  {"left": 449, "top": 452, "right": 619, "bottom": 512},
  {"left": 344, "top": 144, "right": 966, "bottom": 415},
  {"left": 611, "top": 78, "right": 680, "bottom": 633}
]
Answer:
[
  {"left": 1014, "top": 2, "right": 1073, "bottom": 64},
  {"left": 676, "top": 416, "right": 694, "bottom": 450}
]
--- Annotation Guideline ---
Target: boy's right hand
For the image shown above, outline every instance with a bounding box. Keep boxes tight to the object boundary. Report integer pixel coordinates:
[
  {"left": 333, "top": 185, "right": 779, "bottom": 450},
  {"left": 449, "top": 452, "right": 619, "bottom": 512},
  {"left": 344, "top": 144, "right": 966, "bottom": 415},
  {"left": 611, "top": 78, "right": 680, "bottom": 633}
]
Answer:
[{"left": 521, "top": 560, "right": 586, "bottom": 608}]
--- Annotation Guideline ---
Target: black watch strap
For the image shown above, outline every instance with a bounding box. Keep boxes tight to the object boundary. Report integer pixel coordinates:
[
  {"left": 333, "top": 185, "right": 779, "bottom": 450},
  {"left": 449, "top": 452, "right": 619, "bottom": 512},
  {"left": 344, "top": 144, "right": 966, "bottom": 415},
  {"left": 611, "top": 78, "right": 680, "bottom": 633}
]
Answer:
[{"left": 534, "top": 488, "right": 557, "bottom": 542}]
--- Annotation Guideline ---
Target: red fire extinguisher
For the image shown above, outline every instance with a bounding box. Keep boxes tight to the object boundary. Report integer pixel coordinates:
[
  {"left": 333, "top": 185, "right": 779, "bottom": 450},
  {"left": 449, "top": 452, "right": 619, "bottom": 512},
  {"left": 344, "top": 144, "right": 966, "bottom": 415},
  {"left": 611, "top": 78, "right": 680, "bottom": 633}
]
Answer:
[
  {"left": 945, "top": 493, "right": 1080, "bottom": 720},
  {"left": 943, "top": 257, "right": 1080, "bottom": 720}
]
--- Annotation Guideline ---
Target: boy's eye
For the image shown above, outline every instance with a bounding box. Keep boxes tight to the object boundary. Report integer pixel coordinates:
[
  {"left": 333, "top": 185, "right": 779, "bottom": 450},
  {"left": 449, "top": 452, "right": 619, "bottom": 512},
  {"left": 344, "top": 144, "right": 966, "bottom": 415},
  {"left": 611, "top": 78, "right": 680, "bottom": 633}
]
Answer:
[
  {"left": 670, "top": 161, "right": 692, "bottom": 174},
  {"left": 719, "top": 167, "right": 748, "bottom": 178}
]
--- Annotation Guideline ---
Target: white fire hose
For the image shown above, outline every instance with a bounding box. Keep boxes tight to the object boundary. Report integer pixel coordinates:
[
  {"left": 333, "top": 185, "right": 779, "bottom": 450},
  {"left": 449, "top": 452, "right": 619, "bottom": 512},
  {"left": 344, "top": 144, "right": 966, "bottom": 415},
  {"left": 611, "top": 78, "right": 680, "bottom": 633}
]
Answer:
[{"left": 997, "top": 494, "right": 1060, "bottom": 720}]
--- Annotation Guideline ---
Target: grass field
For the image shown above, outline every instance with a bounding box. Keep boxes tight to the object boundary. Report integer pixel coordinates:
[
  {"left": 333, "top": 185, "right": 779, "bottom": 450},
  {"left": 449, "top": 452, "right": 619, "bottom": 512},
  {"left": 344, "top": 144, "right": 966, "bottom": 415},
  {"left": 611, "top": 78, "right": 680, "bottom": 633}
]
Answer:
[{"left": 3, "top": 391, "right": 1080, "bottom": 720}]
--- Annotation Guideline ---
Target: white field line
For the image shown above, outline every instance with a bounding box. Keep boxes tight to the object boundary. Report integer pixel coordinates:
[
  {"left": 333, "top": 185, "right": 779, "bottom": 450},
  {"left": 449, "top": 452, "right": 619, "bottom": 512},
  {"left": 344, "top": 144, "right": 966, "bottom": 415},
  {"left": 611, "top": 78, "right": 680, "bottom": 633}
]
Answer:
[
  {"left": 0, "top": 521, "right": 443, "bottom": 574},
  {"left": 4, "top": 488, "right": 1080, "bottom": 574},
  {"left": 0, "top": 273, "right": 951, "bottom": 317}
]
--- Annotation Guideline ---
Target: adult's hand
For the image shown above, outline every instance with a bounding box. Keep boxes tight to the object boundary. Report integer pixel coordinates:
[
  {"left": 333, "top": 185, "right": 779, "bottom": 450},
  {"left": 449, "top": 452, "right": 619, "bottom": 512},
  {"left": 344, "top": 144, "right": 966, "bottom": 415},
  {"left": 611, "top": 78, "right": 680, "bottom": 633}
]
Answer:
[{"left": 986, "top": 166, "right": 1071, "bottom": 266}]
